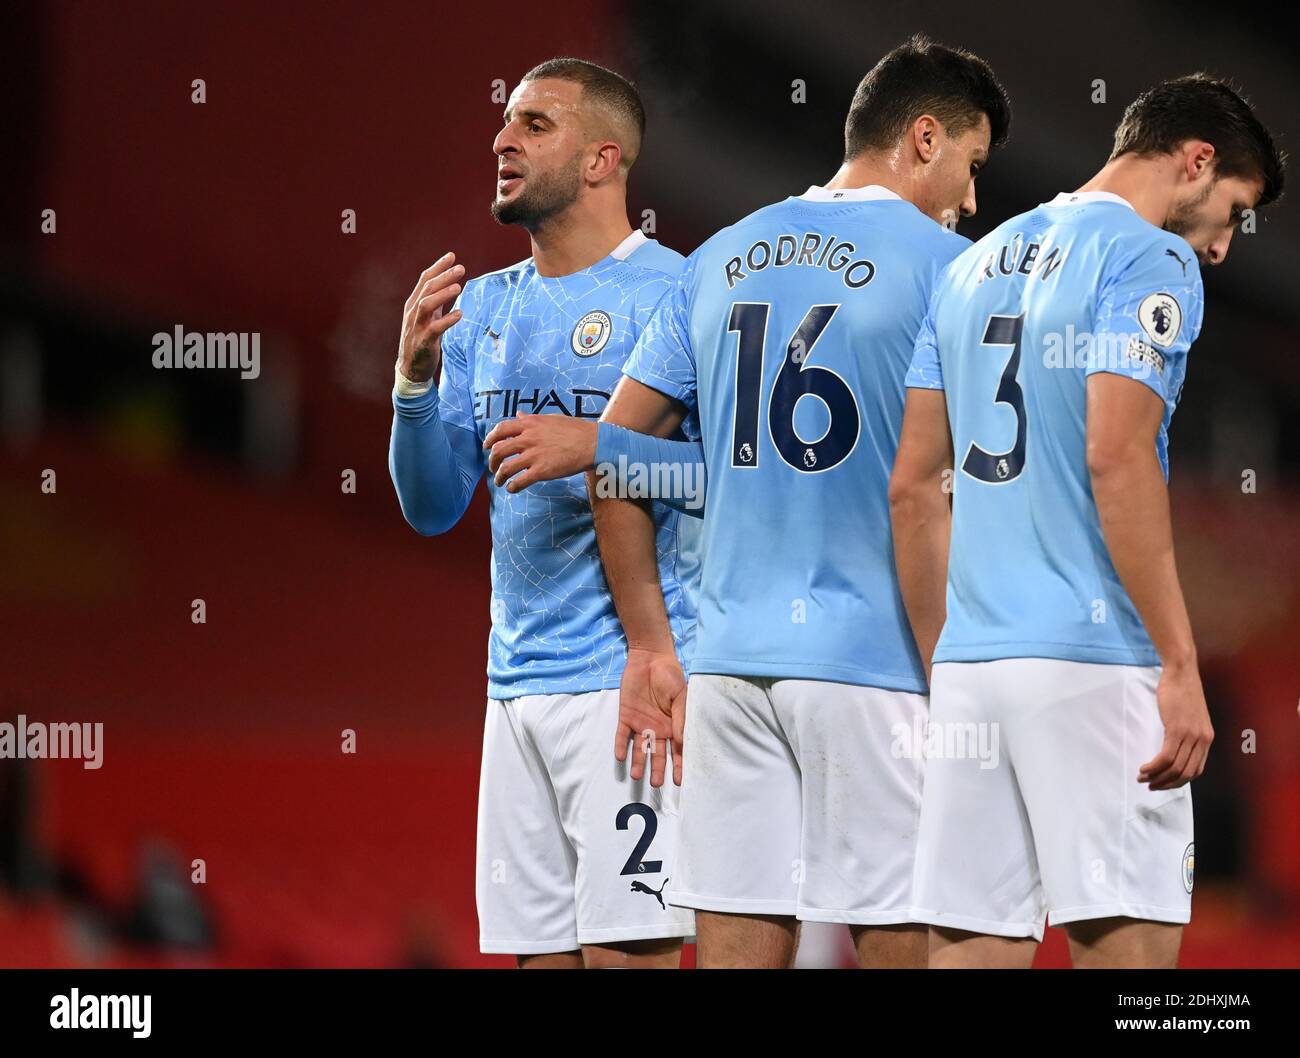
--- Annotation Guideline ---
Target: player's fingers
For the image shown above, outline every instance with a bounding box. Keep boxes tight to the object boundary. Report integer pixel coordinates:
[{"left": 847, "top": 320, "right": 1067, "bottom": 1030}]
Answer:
[
  {"left": 1137, "top": 735, "right": 1178, "bottom": 783},
  {"left": 1176, "top": 735, "right": 1211, "bottom": 787},
  {"left": 649, "top": 737, "right": 667, "bottom": 788},
  {"left": 417, "top": 262, "right": 465, "bottom": 298},
  {"left": 1146, "top": 734, "right": 1193, "bottom": 790},
  {"left": 408, "top": 308, "right": 462, "bottom": 353},
  {"left": 482, "top": 418, "right": 526, "bottom": 451},
  {"left": 415, "top": 283, "right": 461, "bottom": 321},
  {"left": 614, "top": 720, "right": 633, "bottom": 763},
  {"left": 1143, "top": 755, "right": 1183, "bottom": 789},
  {"left": 426, "top": 307, "right": 463, "bottom": 336},
  {"left": 629, "top": 727, "right": 650, "bottom": 781},
  {"left": 487, "top": 437, "right": 527, "bottom": 475},
  {"left": 407, "top": 264, "right": 464, "bottom": 318},
  {"left": 494, "top": 455, "right": 529, "bottom": 488},
  {"left": 504, "top": 466, "right": 545, "bottom": 493},
  {"left": 404, "top": 254, "right": 457, "bottom": 311}
]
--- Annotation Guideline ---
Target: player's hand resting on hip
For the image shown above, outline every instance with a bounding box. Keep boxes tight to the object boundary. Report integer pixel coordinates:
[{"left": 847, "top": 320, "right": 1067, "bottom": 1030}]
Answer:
[
  {"left": 616, "top": 647, "right": 686, "bottom": 787},
  {"left": 397, "top": 252, "right": 464, "bottom": 384},
  {"left": 1140, "top": 661, "right": 1214, "bottom": 791},
  {"left": 484, "top": 414, "right": 598, "bottom": 491}
]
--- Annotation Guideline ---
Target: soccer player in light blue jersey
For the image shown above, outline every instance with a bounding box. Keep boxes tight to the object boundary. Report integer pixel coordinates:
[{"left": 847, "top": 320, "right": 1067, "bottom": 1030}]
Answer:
[
  {"left": 891, "top": 75, "right": 1285, "bottom": 968},
  {"left": 488, "top": 37, "right": 1011, "bottom": 968},
  {"left": 388, "top": 59, "right": 699, "bottom": 968}
]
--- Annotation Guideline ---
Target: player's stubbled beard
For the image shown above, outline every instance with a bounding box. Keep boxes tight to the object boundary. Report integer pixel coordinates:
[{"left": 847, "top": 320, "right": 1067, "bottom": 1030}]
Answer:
[
  {"left": 1163, "top": 179, "right": 1213, "bottom": 243},
  {"left": 490, "top": 151, "right": 585, "bottom": 229}
]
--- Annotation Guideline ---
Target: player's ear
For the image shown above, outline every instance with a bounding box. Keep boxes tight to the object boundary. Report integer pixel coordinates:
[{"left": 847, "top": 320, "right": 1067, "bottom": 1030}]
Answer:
[
  {"left": 586, "top": 141, "right": 623, "bottom": 185},
  {"left": 912, "top": 115, "right": 938, "bottom": 164},
  {"left": 1184, "top": 140, "right": 1216, "bottom": 183}
]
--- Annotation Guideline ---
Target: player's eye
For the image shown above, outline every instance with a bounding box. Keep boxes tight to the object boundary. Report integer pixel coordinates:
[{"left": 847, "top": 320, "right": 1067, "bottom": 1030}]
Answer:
[{"left": 528, "top": 122, "right": 544, "bottom": 134}]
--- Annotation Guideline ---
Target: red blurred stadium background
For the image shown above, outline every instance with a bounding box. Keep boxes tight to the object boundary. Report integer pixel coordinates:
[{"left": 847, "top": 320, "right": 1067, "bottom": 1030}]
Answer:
[{"left": 1, "top": 1, "right": 1297, "bottom": 968}]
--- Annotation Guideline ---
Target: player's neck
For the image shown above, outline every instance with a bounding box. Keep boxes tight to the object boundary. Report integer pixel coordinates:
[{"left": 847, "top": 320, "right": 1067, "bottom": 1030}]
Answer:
[
  {"left": 1075, "top": 156, "right": 1178, "bottom": 229},
  {"left": 823, "top": 158, "right": 910, "bottom": 204},
  {"left": 527, "top": 198, "right": 635, "bottom": 277}
]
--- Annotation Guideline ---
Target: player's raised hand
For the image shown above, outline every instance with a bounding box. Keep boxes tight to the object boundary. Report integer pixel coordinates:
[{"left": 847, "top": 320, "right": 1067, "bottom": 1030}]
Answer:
[
  {"left": 397, "top": 253, "right": 465, "bottom": 384},
  {"left": 1140, "top": 663, "right": 1214, "bottom": 791},
  {"left": 615, "top": 647, "right": 684, "bottom": 788},
  {"left": 483, "top": 414, "right": 598, "bottom": 491}
]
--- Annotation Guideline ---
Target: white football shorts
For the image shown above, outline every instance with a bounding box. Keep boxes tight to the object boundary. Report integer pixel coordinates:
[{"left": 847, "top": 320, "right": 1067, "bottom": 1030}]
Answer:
[
  {"left": 912, "top": 658, "right": 1195, "bottom": 941},
  {"left": 475, "top": 688, "right": 694, "bottom": 954},
  {"left": 670, "top": 673, "right": 928, "bottom": 924}
]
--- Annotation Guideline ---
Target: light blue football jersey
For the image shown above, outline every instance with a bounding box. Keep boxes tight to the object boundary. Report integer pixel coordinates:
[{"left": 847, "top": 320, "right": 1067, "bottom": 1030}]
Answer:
[
  {"left": 624, "top": 186, "right": 968, "bottom": 691},
  {"left": 398, "top": 231, "right": 700, "bottom": 699},
  {"left": 906, "top": 190, "right": 1205, "bottom": 667}
]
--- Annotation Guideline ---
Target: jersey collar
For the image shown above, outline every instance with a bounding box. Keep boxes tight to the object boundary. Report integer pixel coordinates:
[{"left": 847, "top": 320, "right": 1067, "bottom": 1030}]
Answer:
[
  {"left": 799, "top": 184, "right": 902, "bottom": 203},
  {"left": 609, "top": 229, "right": 649, "bottom": 260},
  {"left": 1046, "top": 190, "right": 1135, "bottom": 211}
]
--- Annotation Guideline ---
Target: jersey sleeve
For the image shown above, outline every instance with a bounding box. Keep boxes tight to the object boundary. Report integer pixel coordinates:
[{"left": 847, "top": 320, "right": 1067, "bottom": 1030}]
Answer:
[
  {"left": 622, "top": 257, "right": 699, "bottom": 409},
  {"left": 388, "top": 295, "right": 486, "bottom": 535},
  {"left": 904, "top": 300, "right": 944, "bottom": 391},
  {"left": 1090, "top": 238, "right": 1204, "bottom": 405},
  {"left": 433, "top": 309, "right": 480, "bottom": 435},
  {"left": 594, "top": 422, "right": 706, "bottom": 518}
]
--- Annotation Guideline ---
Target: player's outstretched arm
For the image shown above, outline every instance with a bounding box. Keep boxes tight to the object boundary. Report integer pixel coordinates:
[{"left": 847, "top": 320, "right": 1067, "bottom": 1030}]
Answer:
[
  {"left": 1087, "top": 373, "right": 1213, "bottom": 790},
  {"left": 388, "top": 254, "right": 485, "bottom": 535},
  {"left": 598, "top": 378, "right": 703, "bottom": 519},
  {"left": 590, "top": 422, "right": 706, "bottom": 518},
  {"left": 589, "top": 377, "right": 692, "bottom": 786},
  {"left": 889, "top": 388, "right": 954, "bottom": 685}
]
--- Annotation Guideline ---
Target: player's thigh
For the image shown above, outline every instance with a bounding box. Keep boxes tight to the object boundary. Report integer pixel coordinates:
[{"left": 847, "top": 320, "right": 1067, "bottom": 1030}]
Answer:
[
  {"left": 476, "top": 697, "right": 579, "bottom": 956},
  {"left": 849, "top": 923, "right": 928, "bottom": 969},
  {"left": 532, "top": 689, "right": 693, "bottom": 948},
  {"left": 1005, "top": 660, "right": 1194, "bottom": 937},
  {"left": 695, "top": 911, "right": 800, "bottom": 969},
  {"left": 517, "top": 951, "right": 583, "bottom": 969},
  {"left": 581, "top": 936, "right": 683, "bottom": 969},
  {"left": 1065, "top": 917, "right": 1182, "bottom": 968},
  {"left": 673, "top": 674, "right": 803, "bottom": 916},
  {"left": 773, "top": 679, "right": 925, "bottom": 924},
  {"left": 928, "top": 927, "right": 1038, "bottom": 969},
  {"left": 912, "top": 662, "right": 1047, "bottom": 941}
]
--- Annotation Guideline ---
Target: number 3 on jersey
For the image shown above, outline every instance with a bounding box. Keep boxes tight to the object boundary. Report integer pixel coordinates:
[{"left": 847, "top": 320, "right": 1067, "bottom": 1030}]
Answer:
[
  {"left": 962, "top": 312, "right": 1028, "bottom": 484},
  {"left": 728, "top": 302, "right": 861, "bottom": 473}
]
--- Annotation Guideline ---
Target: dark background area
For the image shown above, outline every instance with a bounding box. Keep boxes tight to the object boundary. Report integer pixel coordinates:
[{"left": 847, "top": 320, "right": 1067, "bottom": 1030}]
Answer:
[{"left": 0, "top": 0, "right": 1296, "bottom": 967}]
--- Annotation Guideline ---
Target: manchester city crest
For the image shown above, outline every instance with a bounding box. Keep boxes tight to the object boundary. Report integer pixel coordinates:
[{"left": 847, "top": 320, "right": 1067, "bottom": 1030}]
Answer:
[{"left": 571, "top": 310, "right": 613, "bottom": 357}]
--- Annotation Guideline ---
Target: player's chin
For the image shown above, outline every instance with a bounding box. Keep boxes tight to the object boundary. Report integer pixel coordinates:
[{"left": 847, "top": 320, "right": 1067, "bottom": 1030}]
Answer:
[{"left": 490, "top": 192, "right": 530, "bottom": 226}]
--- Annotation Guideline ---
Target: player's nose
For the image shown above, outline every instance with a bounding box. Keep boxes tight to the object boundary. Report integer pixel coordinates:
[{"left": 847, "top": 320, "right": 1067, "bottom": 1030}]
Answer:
[
  {"left": 493, "top": 124, "right": 520, "bottom": 159},
  {"left": 1205, "top": 229, "right": 1232, "bottom": 266},
  {"left": 960, "top": 180, "right": 977, "bottom": 218}
]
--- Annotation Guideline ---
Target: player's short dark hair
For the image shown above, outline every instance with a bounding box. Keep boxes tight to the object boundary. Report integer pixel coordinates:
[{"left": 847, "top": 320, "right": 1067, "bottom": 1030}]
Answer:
[
  {"left": 843, "top": 34, "right": 1011, "bottom": 160},
  {"left": 521, "top": 57, "right": 646, "bottom": 168},
  {"left": 1110, "top": 75, "right": 1286, "bottom": 207}
]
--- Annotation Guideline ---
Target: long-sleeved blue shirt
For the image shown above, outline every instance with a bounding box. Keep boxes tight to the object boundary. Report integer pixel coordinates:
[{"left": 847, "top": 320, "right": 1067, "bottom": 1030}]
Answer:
[{"left": 390, "top": 232, "right": 701, "bottom": 699}]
